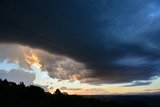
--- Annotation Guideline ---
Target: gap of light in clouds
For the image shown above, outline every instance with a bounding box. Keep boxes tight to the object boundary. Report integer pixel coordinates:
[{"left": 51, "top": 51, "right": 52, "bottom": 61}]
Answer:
[{"left": 0, "top": 43, "right": 159, "bottom": 95}]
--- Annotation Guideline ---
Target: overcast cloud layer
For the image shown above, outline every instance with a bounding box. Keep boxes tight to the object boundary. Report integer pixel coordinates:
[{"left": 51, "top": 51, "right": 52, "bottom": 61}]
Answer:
[{"left": 0, "top": 0, "right": 160, "bottom": 83}]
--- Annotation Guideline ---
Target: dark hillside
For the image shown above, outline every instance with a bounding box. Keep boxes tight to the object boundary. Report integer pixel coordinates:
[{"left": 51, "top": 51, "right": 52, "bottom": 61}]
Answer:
[{"left": 0, "top": 79, "right": 159, "bottom": 107}]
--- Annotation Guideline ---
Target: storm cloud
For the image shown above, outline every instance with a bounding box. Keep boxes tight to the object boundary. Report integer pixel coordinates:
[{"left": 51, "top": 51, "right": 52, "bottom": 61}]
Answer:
[{"left": 0, "top": 0, "right": 160, "bottom": 83}]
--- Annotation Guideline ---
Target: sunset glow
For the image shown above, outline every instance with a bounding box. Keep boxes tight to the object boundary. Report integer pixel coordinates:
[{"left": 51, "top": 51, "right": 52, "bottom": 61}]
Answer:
[
  {"left": 0, "top": 44, "right": 159, "bottom": 95},
  {"left": 25, "top": 51, "right": 42, "bottom": 69}
]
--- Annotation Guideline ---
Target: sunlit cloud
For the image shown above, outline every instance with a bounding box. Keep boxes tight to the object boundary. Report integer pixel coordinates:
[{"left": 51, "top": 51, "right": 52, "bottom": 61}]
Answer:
[
  {"left": 0, "top": 43, "right": 160, "bottom": 95},
  {"left": 25, "top": 51, "right": 42, "bottom": 69}
]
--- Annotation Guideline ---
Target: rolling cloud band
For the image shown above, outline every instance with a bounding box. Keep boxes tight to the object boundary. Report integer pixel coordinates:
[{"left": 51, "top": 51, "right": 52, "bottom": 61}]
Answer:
[{"left": 0, "top": 0, "right": 160, "bottom": 84}]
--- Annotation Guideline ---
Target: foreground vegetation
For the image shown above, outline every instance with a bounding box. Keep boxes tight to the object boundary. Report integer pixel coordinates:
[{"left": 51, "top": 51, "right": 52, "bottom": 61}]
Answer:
[{"left": 0, "top": 79, "right": 159, "bottom": 107}]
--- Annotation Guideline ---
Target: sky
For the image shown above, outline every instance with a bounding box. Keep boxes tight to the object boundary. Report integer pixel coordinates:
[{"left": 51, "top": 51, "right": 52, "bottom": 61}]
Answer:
[{"left": 0, "top": 0, "right": 160, "bottom": 95}]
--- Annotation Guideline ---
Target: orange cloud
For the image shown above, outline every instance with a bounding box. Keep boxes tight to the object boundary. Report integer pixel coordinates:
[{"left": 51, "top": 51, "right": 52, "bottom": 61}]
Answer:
[{"left": 25, "top": 51, "right": 42, "bottom": 68}]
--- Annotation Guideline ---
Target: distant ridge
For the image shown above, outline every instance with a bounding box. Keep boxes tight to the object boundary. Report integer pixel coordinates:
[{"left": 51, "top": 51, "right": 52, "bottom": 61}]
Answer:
[{"left": 0, "top": 79, "right": 159, "bottom": 107}]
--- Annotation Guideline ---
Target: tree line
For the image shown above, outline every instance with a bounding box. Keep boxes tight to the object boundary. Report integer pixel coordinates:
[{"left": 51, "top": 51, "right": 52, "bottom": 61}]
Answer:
[{"left": 0, "top": 79, "right": 159, "bottom": 107}]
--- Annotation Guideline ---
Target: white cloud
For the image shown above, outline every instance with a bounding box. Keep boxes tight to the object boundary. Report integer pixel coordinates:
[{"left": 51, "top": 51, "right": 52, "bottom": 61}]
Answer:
[{"left": 0, "top": 69, "right": 35, "bottom": 86}]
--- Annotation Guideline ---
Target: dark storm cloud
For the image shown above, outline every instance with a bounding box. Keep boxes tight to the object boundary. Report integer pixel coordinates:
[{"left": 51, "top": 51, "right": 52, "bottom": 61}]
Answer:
[{"left": 1, "top": 0, "right": 160, "bottom": 83}]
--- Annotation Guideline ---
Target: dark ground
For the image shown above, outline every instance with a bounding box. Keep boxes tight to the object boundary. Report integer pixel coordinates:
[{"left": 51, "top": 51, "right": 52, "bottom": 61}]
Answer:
[
  {"left": 83, "top": 95, "right": 160, "bottom": 107},
  {"left": 0, "top": 79, "right": 160, "bottom": 107}
]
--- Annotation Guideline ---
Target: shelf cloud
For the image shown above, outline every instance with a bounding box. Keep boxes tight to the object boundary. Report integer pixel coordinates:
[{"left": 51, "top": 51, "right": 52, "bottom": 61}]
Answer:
[{"left": 0, "top": 0, "right": 160, "bottom": 84}]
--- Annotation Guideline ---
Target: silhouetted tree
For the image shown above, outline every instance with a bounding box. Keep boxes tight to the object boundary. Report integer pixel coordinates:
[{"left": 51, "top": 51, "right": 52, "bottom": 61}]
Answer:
[
  {"left": 19, "top": 82, "right": 25, "bottom": 87},
  {"left": 1, "top": 79, "right": 9, "bottom": 87},
  {"left": 0, "top": 79, "right": 159, "bottom": 107},
  {"left": 54, "top": 89, "right": 62, "bottom": 95},
  {"left": 28, "top": 85, "right": 44, "bottom": 94},
  {"left": 62, "top": 92, "right": 68, "bottom": 95}
]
